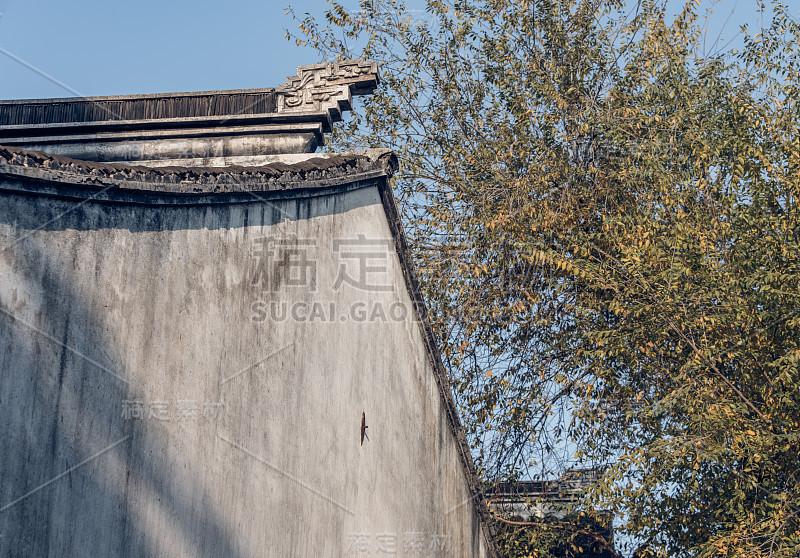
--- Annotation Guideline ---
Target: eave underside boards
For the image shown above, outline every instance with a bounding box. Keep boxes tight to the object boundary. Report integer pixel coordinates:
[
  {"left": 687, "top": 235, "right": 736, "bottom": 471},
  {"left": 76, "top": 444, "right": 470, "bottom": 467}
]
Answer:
[{"left": 0, "top": 89, "right": 277, "bottom": 127}]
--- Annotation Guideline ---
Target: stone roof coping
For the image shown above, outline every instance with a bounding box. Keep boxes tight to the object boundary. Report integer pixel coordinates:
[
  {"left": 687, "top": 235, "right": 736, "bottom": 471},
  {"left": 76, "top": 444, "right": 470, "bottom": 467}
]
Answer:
[{"left": 0, "top": 145, "right": 396, "bottom": 197}]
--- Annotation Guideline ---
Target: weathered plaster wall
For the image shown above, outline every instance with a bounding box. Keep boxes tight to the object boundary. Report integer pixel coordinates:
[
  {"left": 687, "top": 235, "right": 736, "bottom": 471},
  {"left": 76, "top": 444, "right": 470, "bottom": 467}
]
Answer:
[{"left": 0, "top": 183, "right": 491, "bottom": 557}]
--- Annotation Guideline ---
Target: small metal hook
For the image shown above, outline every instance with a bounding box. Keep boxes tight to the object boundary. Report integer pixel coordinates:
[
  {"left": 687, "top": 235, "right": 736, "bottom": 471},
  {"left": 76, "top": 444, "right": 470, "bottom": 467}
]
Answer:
[{"left": 361, "top": 411, "right": 369, "bottom": 446}]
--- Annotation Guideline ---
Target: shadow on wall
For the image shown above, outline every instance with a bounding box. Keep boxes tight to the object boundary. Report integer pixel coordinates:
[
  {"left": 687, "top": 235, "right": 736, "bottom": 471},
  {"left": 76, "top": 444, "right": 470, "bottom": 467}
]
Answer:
[
  {"left": 0, "top": 187, "right": 374, "bottom": 556},
  {"left": 0, "top": 226, "right": 252, "bottom": 557},
  {"left": 0, "top": 181, "right": 390, "bottom": 556},
  {"left": 0, "top": 187, "right": 374, "bottom": 233}
]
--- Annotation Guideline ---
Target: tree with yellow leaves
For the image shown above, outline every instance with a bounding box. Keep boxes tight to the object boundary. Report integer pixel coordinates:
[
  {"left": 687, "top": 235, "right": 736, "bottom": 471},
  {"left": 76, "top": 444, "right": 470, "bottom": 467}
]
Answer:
[{"left": 289, "top": 0, "right": 800, "bottom": 555}]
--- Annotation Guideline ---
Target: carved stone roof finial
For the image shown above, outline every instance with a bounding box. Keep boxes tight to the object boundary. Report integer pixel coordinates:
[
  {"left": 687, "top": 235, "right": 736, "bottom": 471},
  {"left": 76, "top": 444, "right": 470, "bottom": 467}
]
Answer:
[{"left": 276, "top": 59, "right": 379, "bottom": 123}]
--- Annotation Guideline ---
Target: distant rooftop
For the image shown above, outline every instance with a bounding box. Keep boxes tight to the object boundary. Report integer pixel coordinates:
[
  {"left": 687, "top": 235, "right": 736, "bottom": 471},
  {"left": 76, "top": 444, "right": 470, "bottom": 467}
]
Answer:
[{"left": 487, "top": 468, "right": 604, "bottom": 500}]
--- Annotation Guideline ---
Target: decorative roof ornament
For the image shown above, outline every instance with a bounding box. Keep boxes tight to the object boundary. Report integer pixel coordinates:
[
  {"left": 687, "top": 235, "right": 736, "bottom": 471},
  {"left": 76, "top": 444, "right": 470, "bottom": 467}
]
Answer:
[{"left": 276, "top": 59, "right": 379, "bottom": 122}]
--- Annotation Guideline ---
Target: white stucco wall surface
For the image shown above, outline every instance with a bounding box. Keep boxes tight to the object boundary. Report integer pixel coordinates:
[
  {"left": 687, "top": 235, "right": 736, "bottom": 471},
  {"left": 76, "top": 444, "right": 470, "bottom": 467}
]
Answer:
[{"left": 0, "top": 181, "right": 493, "bottom": 557}]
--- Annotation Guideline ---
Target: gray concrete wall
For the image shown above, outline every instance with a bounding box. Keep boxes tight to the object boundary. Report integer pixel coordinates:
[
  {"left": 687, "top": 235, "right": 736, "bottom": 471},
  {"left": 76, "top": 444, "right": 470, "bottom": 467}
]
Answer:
[{"left": 0, "top": 183, "right": 492, "bottom": 557}]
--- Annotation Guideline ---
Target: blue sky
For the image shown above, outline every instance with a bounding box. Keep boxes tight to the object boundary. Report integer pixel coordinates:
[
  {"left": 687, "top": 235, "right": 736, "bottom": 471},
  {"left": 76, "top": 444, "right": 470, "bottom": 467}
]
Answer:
[
  {"left": 0, "top": 0, "right": 780, "bottom": 101},
  {"left": 0, "top": 0, "right": 335, "bottom": 99}
]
